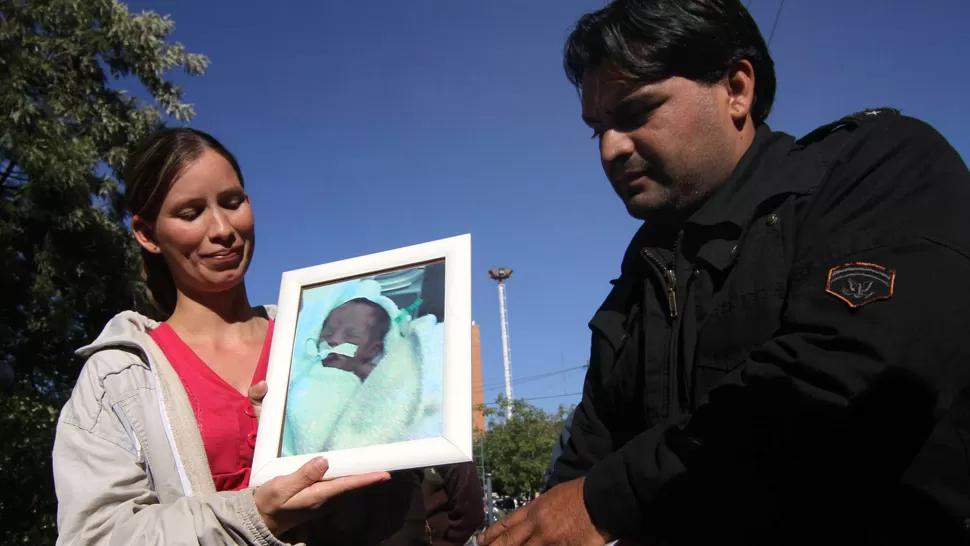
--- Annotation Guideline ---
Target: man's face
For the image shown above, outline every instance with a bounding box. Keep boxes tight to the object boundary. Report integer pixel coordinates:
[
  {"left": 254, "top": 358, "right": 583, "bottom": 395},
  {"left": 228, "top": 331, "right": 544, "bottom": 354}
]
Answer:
[
  {"left": 319, "top": 301, "right": 385, "bottom": 378},
  {"left": 581, "top": 65, "right": 740, "bottom": 221}
]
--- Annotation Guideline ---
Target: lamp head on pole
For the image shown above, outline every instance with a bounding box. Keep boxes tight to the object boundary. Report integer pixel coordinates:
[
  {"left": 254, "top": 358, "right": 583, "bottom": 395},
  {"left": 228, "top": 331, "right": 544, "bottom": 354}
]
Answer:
[{"left": 488, "top": 268, "right": 513, "bottom": 282}]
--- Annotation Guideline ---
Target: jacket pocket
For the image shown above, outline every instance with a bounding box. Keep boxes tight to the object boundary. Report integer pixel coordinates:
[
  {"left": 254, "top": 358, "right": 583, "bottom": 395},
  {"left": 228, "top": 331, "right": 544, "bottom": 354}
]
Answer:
[
  {"left": 694, "top": 215, "right": 788, "bottom": 377},
  {"left": 588, "top": 278, "right": 651, "bottom": 433},
  {"left": 588, "top": 278, "right": 640, "bottom": 381}
]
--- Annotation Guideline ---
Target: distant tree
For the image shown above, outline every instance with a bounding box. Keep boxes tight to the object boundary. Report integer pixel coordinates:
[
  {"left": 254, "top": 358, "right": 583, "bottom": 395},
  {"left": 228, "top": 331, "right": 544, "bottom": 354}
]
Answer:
[
  {"left": 475, "top": 396, "right": 571, "bottom": 500},
  {"left": 0, "top": 0, "right": 207, "bottom": 542}
]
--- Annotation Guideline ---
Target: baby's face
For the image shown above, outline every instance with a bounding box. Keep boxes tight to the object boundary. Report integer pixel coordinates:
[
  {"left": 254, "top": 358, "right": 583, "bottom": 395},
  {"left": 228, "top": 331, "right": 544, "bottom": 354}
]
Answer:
[{"left": 318, "top": 301, "right": 385, "bottom": 378}]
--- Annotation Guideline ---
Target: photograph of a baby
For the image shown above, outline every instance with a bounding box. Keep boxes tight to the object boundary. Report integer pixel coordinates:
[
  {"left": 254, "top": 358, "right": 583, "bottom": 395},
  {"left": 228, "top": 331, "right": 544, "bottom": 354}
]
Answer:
[
  {"left": 280, "top": 262, "right": 445, "bottom": 457},
  {"left": 314, "top": 297, "right": 389, "bottom": 382}
]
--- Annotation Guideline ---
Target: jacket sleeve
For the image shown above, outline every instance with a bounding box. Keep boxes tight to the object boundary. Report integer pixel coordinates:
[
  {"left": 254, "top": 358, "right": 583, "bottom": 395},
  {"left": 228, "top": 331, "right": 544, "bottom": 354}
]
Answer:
[
  {"left": 440, "top": 462, "right": 485, "bottom": 543},
  {"left": 545, "top": 330, "right": 618, "bottom": 489},
  {"left": 580, "top": 116, "right": 970, "bottom": 542},
  {"left": 52, "top": 358, "right": 292, "bottom": 546}
]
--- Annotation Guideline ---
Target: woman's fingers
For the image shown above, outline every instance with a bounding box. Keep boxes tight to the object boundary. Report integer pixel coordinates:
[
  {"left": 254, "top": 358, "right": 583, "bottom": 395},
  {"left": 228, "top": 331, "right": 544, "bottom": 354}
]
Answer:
[
  {"left": 255, "top": 458, "right": 391, "bottom": 536},
  {"left": 287, "top": 471, "right": 392, "bottom": 509},
  {"left": 248, "top": 380, "right": 268, "bottom": 419},
  {"left": 270, "top": 457, "right": 330, "bottom": 502},
  {"left": 255, "top": 457, "right": 329, "bottom": 535}
]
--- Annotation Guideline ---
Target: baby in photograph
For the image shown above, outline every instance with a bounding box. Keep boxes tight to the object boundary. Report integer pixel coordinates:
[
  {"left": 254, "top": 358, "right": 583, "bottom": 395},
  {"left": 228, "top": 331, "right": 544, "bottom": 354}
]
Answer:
[
  {"left": 283, "top": 296, "right": 401, "bottom": 456},
  {"left": 283, "top": 287, "right": 432, "bottom": 457},
  {"left": 316, "top": 297, "right": 391, "bottom": 382}
]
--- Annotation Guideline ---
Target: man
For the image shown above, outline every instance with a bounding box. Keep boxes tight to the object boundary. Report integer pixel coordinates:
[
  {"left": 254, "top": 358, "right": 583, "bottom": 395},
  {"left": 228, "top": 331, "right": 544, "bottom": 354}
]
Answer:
[{"left": 480, "top": 1, "right": 970, "bottom": 544}]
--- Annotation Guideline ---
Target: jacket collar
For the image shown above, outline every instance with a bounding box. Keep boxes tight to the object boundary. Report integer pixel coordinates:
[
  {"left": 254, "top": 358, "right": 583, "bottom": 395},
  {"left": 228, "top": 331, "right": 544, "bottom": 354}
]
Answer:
[
  {"left": 620, "top": 124, "right": 821, "bottom": 275},
  {"left": 687, "top": 123, "right": 805, "bottom": 228}
]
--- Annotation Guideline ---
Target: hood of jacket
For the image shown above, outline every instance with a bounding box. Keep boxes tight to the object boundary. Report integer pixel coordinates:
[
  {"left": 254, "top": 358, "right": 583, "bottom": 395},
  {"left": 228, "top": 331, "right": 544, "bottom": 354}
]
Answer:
[{"left": 73, "top": 304, "right": 277, "bottom": 498}]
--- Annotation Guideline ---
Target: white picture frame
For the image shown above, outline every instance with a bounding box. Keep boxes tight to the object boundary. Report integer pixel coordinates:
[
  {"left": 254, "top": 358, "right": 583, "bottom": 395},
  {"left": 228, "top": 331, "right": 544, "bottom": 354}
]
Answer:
[{"left": 251, "top": 234, "right": 473, "bottom": 486}]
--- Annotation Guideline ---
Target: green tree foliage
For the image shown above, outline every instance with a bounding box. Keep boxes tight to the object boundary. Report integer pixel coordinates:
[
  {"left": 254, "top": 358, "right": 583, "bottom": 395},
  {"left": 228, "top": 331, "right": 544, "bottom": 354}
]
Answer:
[
  {"left": 476, "top": 397, "right": 572, "bottom": 500},
  {"left": 0, "top": 392, "right": 61, "bottom": 543},
  {"left": 0, "top": 1, "right": 207, "bottom": 542}
]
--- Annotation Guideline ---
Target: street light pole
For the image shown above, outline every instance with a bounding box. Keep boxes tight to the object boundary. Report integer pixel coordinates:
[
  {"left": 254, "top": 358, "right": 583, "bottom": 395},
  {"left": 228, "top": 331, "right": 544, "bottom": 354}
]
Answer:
[{"left": 488, "top": 267, "right": 514, "bottom": 419}]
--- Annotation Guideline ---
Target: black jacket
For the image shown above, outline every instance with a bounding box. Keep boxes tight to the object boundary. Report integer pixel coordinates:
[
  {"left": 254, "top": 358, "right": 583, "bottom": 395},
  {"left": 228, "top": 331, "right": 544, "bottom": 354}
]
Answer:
[
  {"left": 546, "top": 109, "right": 970, "bottom": 545},
  {"left": 422, "top": 462, "right": 485, "bottom": 546}
]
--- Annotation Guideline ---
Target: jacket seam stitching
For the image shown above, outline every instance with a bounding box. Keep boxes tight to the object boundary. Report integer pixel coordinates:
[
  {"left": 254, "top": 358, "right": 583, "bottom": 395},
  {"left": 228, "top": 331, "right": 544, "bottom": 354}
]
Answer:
[
  {"left": 78, "top": 355, "right": 150, "bottom": 432},
  {"left": 58, "top": 419, "right": 137, "bottom": 454}
]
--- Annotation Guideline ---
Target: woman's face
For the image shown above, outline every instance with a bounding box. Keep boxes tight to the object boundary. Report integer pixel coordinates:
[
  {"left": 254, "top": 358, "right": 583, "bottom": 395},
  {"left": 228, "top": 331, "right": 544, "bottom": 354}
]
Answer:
[{"left": 134, "top": 149, "right": 256, "bottom": 299}]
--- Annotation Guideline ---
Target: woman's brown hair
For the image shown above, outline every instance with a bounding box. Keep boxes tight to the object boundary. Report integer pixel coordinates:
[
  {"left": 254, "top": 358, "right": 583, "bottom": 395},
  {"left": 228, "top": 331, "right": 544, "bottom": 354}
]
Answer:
[{"left": 124, "top": 127, "right": 244, "bottom": 317}]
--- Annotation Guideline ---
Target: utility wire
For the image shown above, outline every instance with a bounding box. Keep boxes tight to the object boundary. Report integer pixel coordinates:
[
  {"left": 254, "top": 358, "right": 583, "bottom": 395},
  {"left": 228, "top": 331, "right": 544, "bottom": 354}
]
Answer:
[
  {"left": 482, "top": 366, "right": 586, "bottom": 391},
  {"left": 480, "top": 364, "right": 588, "bottom": 392},
  {"left": 519, "top": 392, "right": 583, "bottom": 402},
  {"left": 767, "top": 0, "right": 785, "bottom": 46},
  {"left": 484, "top": 392, "right": 582, "bottom": 405}
]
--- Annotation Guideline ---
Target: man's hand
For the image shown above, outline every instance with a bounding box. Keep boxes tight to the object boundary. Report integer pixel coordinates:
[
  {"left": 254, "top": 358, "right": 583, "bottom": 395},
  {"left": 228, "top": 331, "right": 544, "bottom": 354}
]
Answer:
[{"left": 479, "top": 478, "right": 611, "bottom": 546}]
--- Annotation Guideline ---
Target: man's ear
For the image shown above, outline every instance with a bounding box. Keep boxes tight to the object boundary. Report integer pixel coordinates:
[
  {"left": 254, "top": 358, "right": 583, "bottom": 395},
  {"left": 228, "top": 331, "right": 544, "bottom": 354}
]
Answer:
[
  {"left": 724, "top": 59, "right": 756, "bottom": 126},
  {"left": 131, "top": 214, "right": 162, "bottom": 255}
]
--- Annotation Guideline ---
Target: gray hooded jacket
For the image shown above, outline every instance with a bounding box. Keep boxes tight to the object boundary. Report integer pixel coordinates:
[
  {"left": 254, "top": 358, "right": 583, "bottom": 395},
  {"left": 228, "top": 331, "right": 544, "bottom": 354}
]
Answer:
[{"left": 51, "top": 306, "right": 295, "bottom": 546}]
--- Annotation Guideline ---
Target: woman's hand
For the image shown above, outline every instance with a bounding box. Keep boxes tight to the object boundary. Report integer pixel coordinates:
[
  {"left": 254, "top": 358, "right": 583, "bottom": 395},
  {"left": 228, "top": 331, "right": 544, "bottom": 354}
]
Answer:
[
  {"left": 248, "top": 380, "right": 267, "bottom": 419},
  {"left": 254, "top": 457, "right": 390, "bottom": 537}
]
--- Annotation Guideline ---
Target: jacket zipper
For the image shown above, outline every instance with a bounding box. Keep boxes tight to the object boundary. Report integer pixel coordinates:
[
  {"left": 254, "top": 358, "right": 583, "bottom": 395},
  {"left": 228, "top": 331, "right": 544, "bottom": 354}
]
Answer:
[
  {"left": 640, "top": 247, "right": 678, "bottom": 320},
  {"left": 640, "top": 233, "right": 683, "bottom": 418}
]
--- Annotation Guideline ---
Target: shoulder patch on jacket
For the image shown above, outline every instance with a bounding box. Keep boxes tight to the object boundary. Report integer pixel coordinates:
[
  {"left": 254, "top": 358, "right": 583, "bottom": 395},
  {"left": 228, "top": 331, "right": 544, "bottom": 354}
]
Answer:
[
  {"left": 825, "top": 262, "right": 896, "bottom": 308},
  {"left": 797, "top": 107, "right": 901, "bottom": 146}
]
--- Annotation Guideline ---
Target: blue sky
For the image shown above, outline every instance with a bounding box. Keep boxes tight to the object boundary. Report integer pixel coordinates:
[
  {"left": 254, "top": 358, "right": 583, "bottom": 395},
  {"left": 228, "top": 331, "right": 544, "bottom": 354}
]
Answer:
[{"left": 126, "top": 0, "right": 969, "bottom": 412}]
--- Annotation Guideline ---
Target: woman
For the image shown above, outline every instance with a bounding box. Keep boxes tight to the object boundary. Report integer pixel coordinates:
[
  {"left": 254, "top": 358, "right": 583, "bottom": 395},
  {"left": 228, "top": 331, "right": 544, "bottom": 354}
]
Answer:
[{"left": 50, "top": 128, "right": 410, "bottom": 545}]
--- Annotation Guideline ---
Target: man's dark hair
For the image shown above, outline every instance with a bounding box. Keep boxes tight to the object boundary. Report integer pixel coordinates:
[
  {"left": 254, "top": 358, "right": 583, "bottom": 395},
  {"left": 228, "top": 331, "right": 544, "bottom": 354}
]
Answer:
[{"left": 564, "top": 0, "right": 776, "bottom": 125}]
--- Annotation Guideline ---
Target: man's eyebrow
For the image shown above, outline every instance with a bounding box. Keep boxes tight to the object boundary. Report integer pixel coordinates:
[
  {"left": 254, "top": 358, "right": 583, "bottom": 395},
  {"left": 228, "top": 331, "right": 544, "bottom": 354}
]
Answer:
[
  {"left": 616, "top": 89, "right": 658, "bottom": 109},
  {"left": 582, "top": 88, "right": 659, "bottom": 126}
]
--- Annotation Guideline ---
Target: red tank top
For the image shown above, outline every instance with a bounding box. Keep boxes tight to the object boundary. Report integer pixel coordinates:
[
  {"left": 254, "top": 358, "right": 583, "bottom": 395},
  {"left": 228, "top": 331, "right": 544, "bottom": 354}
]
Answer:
[{"left": 149, "top": 320, "right": 274, "bottom": 491}]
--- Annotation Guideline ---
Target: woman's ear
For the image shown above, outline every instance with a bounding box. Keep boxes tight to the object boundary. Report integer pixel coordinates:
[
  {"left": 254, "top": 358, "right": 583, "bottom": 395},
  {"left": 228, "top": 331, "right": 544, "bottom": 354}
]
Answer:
[{"left": 131, "top": 215, "right": 162, "bottom": 255}]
